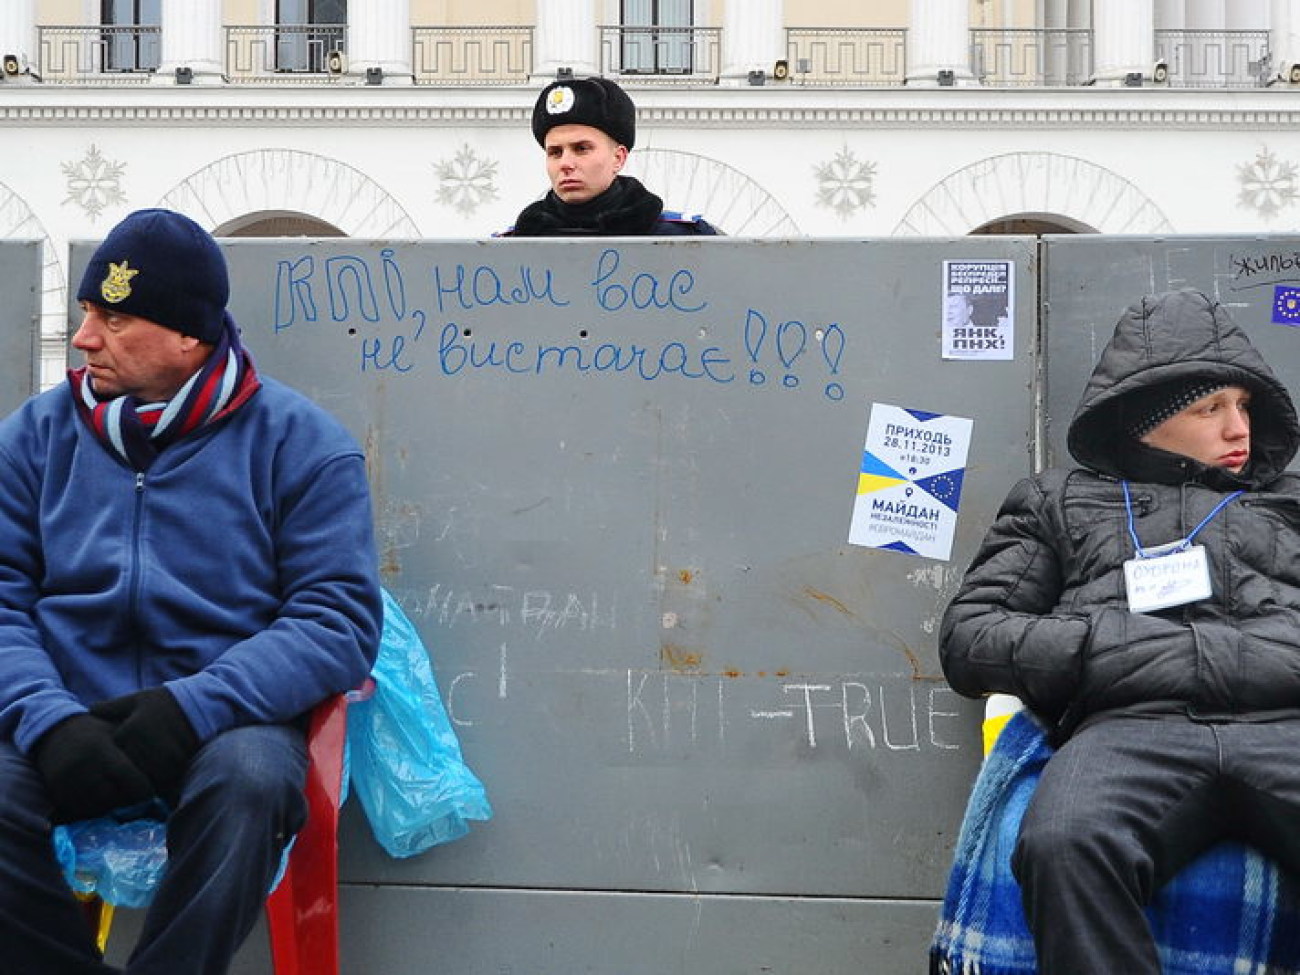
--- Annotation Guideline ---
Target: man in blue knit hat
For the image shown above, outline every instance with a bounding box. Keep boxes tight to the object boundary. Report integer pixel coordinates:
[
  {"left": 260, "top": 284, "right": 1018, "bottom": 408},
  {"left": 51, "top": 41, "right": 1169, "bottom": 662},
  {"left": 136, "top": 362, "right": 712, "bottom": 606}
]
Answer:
[
  {"left": 504, "top": 75, "right": 720, "bottom": 236},
  {"left": 0, "top": 209, "right": 382, "bottom": 974}
]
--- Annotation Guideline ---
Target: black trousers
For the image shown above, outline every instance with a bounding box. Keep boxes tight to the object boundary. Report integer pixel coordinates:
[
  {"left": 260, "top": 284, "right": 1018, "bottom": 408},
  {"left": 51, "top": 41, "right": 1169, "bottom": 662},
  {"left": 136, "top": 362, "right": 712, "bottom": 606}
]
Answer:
[{"left": 1013, "top": 714, "right": 1300, "bottom": 975}]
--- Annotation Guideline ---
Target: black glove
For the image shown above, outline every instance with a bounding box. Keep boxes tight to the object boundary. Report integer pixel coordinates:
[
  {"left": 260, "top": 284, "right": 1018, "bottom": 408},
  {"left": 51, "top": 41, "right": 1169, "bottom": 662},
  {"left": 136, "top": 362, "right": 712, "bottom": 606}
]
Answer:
[
  {"left": 32, "top": 714, "right": 155, "bottom": 824},
  {"left": 91, "top": 688, "right": 201, "bottom": 799}
]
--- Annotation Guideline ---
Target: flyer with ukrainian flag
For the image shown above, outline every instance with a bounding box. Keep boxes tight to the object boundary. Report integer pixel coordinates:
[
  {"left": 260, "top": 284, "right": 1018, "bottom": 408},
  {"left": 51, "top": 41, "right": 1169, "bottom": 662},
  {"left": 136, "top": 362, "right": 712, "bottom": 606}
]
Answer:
[{"left": 848, "top": 403, "right": 973, "bottom": 561}]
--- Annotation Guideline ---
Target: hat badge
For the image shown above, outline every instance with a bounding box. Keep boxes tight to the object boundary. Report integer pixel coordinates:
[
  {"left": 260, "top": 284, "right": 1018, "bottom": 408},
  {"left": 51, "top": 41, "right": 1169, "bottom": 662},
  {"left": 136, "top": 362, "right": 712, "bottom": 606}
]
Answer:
[
  {"left": 546, "top": 85, "right": 575, "bottom": 115},
  {"left": 100, "top": 260, "right": 139, "bottom": 304}
]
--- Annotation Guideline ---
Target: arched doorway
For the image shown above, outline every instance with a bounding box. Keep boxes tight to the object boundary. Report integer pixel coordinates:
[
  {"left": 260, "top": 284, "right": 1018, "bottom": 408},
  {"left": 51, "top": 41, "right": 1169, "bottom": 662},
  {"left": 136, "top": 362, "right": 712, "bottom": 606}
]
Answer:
[
  {"left": 217, "top": 210, "right": 346, "bottom": 237},
  {"left": 971, "top": 212, "right": 1096, "bottom": 235}
]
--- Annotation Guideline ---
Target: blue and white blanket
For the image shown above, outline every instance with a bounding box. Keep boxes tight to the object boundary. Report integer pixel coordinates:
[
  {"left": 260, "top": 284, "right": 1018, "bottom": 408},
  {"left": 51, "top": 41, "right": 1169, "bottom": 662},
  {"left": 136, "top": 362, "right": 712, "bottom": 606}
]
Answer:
[{"left": 930, "top": 710, "right": 1300, "bottom": 975}]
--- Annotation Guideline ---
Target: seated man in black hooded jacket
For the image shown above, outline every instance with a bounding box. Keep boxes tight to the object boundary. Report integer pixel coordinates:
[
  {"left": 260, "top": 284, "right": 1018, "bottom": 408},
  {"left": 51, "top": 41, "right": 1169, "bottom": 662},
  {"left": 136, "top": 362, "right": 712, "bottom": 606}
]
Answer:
[
  {"left": 503, "top": 76, "right": 719, "bottom": 237},
  {"left": 941, "top": 289, "right": 1300, "bottom": 975}
]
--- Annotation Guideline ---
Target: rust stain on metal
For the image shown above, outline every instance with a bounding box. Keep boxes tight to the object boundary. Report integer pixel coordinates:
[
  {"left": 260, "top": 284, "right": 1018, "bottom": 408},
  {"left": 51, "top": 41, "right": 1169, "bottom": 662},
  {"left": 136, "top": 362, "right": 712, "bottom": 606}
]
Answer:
[
  {"left": 678, "top": 568, "right": 695, "bottom": 585},
  {"left": 902, "top": 647, "right": 925, "bottom": 679},
  {"left": 802, "top": 586, "right": 854, "bottom": 617},
  {"left": 661, "top": 644, "right": 703, "bottom": 671}
]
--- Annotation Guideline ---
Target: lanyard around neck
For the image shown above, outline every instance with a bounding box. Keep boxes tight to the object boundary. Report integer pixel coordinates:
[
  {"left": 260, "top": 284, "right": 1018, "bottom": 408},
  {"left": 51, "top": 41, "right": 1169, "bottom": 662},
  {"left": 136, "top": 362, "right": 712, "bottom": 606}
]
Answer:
[{"left": 1122, "top": 480, "right": 1243, "bottom": 557}]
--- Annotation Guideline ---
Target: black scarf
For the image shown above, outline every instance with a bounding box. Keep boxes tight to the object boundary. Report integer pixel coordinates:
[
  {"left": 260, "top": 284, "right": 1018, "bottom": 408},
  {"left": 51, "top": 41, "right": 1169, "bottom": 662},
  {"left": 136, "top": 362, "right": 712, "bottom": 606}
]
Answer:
[{"left": 511, "top": 176, "right": 665, "bottom": 236}]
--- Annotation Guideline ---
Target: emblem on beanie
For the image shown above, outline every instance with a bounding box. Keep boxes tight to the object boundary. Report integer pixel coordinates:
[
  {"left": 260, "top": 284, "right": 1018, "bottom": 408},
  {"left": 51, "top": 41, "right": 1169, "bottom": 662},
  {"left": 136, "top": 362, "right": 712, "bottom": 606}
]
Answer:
[
  {"left": 546, "top": 85, "right": 576, "bottom": 116},
  {"left": 100, "top": 260, "right": 139, "bottom": 304}
]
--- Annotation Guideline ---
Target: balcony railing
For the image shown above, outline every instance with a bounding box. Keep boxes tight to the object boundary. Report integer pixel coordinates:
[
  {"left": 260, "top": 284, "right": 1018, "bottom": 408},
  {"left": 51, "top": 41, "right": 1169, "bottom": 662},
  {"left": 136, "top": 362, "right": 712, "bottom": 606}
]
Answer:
[
  {"left": 412, "top": 26, "right": 531, "bottom": 85},
  {"left": 24, "top": 22, "right": 1284, "bottom": 90},
  {"left": 1154, "top": 29, "right": 1271, "bottom": 88},
  {"left": 226, "top": 24, "right": 347, "bottom": 83},
  {"left": 971, "top": 29, "right": 1092, "bottom": 87},
  {"left": 785, "top": 28, "right": 907, "bottom": 86},
  {"left": 599, "top": 25, "right": 721, "bottom": 80},
  {"left": 38, "top": 25, "right": 160, "bottom": 83}
]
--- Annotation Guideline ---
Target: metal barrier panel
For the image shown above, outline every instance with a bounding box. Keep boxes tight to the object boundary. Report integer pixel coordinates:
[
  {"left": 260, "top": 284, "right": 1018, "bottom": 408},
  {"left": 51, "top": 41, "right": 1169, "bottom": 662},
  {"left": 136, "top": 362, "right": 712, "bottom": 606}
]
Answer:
[
  {"left": 70, "top": 237, "right": 1038, "bottom": 974},
  {"left": 0, "top": 241, "right": 41, "bottom": 417},
  {"left": 1041, "top": 235, "right": 1300, "bottom": 471}
]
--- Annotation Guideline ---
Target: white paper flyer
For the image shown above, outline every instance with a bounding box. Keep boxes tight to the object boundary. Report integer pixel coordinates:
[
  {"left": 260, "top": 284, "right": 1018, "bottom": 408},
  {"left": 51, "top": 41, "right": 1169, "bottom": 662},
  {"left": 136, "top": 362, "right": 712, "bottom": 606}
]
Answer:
[{"left": 848, "top": 403, "right": 974, "bottom": 561}]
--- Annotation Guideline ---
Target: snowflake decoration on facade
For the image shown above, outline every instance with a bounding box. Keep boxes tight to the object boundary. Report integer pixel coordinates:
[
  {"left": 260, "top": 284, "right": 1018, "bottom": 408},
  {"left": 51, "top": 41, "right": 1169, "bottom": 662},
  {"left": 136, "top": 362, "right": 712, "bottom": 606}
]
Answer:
[
  {"left": 434, "top": 143, "right": 498, "bottom": 216},
  {"left": 62, "top": 144, "right": 128, "bottom": 221},
  {"left": 1237, "top": 147, "right": 1299, "bottom": 219},
  {"left": 814, "top": 146, "right": 877, "bottom": 219}
]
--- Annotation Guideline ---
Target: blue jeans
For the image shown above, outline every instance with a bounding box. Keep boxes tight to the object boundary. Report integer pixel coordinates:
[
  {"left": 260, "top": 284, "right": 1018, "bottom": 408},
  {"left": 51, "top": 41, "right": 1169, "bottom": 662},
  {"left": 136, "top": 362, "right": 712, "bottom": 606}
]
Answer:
[
  {"left": 0, "top": 724, "right": 307, "bottom": 975},
  {"left": 1013, "top": 714, "right": 1300, "bottom": 975}
]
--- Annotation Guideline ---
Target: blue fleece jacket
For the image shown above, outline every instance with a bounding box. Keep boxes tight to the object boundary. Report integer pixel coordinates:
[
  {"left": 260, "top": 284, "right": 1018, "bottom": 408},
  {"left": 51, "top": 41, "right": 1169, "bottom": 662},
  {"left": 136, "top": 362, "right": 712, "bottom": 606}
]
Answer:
[{"left": 0, "top": 375, "right": 383, "bottom": 754}]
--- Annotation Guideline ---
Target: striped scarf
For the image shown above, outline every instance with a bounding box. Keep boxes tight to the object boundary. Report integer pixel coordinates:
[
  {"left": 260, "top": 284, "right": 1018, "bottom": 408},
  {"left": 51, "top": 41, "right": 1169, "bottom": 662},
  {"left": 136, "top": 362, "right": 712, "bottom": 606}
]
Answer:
[{"left": 68, "top": 312, "right": 261, "bottom": 471}]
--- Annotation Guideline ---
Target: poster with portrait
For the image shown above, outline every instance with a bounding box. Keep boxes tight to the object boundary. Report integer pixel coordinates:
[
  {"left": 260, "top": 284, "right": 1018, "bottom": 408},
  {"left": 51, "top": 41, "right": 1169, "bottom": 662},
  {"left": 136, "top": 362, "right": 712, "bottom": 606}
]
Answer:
[{"left": 941, "top": 260, "right": 1014, "bottom": 360}]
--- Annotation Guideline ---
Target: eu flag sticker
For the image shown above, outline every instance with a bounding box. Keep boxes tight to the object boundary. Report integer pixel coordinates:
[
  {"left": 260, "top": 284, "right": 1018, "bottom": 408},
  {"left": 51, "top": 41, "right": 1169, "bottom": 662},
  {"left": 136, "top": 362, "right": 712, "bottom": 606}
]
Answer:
[{"left": 1273, "top": 285, "right": 1300, "bottom": 326}]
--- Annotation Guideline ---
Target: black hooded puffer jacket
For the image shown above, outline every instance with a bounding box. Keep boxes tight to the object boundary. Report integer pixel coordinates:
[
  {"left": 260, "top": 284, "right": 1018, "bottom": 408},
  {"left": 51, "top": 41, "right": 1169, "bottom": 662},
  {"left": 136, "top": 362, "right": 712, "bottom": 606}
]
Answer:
[{"left": 940, "top": 289, "right": 1300, "bottom": 743}]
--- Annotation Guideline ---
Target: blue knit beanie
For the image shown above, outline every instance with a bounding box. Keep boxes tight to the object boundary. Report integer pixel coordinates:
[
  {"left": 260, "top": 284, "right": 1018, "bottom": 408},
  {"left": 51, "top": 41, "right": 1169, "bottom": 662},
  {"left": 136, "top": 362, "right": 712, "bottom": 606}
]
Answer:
[{"left": 76, "top": 209, "right": 228, "bottom": 343}]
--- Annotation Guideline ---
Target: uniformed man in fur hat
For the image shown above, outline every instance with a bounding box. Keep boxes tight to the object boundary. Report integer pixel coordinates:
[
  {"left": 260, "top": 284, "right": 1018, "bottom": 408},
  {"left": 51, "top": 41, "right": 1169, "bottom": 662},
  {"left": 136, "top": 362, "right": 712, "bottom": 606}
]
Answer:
[{"left": 504, "top": 75, "right": 720, "bottom": 236}]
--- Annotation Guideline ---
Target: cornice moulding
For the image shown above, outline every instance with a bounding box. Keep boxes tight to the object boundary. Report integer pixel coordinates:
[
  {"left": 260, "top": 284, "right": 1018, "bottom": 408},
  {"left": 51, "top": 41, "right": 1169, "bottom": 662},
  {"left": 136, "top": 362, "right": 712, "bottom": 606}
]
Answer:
[{"left": 1, "top": 87, "right": 1298, "bottom": 129}]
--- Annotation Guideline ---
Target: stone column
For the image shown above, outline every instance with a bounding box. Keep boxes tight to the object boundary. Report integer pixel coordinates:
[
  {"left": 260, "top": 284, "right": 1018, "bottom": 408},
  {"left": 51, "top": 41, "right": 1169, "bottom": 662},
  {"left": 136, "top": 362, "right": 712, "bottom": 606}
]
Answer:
[
  {"left": 155, "top": 0, "right": 223, "bottom": 84},
  {"left": 1042, "top": 0, "right": 1073, "bottom": 83},
  {"left": 1272, "top": 0, "right": 1300, "bottom": 84},
  {"left": 1223, "top": 0, "right": 1266, "bottom": 86},
  {"left": 1044, "top": 0, "right": 1071, "bottom": 29},
  {"left": 0, "top": 0, "right": 37, "bottom": 80},
  {"left": 1091, "top": 0, "right": 1155, "bottom": 84},
  {"left": 1153, "top": 0, "right": 1186, "bottom": 30},
  {"left": 905, "top": 0, "right": 975, "bottom": 87},
  {"left": 1185, "top": 0, "right": 1226, "bottom": 29},
  {"left": 533, "top": 0, "right": 598, "bottom": 80},
  {"left": 1226, "top": 0, "right": 1267, "bottom": 29},
  {"left": 720, "top": 0, "right": 783, "bottom": 84},
  {"left": 349, "top": 0, "right": 412, "bottom": 83}
]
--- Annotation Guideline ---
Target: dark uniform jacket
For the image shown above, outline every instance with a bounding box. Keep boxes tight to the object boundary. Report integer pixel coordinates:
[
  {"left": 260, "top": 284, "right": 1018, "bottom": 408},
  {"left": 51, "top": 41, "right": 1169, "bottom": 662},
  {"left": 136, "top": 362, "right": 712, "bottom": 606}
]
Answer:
[
  {"left": 504, "top": 175, "right": 718, "bottom": 237},
  {"left": 940, "top": 290, "right": 1300, "bottom": 744}
]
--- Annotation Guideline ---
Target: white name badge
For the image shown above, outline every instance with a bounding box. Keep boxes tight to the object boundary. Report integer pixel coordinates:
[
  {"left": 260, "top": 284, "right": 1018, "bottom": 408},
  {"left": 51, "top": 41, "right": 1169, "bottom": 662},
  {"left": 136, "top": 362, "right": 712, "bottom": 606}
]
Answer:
[{"left": 1123, "top": 542, "right": 1213, "bottom": 613}]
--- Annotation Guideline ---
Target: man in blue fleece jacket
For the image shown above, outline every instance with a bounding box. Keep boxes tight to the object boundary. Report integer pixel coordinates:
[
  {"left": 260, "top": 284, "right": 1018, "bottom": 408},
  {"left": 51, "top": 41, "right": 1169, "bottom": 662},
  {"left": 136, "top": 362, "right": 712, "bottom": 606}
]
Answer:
[{"left": 0, "top": 209, "right": 382, "bottom": 974}]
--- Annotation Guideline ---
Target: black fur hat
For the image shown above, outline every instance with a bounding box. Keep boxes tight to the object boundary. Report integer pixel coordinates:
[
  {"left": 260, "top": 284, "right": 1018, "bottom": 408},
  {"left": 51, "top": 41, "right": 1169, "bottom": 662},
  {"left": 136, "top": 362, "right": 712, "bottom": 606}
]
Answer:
[{"left": 531, "top": 77, "right": 636, "bottom": 149}]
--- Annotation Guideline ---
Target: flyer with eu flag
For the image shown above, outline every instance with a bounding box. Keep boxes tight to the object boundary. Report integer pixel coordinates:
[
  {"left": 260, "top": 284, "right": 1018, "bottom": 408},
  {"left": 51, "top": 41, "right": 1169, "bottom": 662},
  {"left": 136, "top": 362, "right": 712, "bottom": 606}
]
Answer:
[{"left": 848, "top": 403, "right": 973, "bottom": 561}]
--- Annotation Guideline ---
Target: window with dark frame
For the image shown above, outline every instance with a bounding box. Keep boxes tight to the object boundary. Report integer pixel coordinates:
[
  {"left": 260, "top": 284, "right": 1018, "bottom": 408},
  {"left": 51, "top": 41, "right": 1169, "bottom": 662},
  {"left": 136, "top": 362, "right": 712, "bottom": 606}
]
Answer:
[
  {"left": 275, "top": 0, "right": 347, "bottom": 73},
  {"left": 101, "top": 0, "right": 160, "bottom": 72},
  {"left": 621, "top": 0, "right": 694, "bottom": 75}
]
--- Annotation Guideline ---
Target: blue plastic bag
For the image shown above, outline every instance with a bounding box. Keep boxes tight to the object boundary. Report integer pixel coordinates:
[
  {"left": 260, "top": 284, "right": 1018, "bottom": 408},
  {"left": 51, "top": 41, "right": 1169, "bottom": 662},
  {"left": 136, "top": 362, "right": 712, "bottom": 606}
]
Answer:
[
  {"left": 52, "top": 801, "right": 293, "bottom": 908},
  {"left": 349, "top": 590, "right": 492, "bottom": 858},
  {"left": 53, "top": 803, "right": 170, "bottom": 909}
]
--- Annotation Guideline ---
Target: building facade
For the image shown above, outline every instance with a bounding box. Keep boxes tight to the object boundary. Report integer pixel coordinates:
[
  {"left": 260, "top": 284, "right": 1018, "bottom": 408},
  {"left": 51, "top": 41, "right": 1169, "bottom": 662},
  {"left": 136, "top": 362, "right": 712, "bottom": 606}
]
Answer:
[{"left": 3, "top": 0, "right": 1300, "bottom": 383}]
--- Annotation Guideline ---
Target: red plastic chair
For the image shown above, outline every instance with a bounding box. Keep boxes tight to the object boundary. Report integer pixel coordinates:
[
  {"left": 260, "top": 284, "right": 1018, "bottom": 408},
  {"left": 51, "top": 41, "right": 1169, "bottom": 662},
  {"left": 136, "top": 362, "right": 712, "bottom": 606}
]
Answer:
[
  {"left": 82, "top": 681, "right": 372, "bottom": 974},
  {"left": 265, "top": 680, "right": 373, "bottom": 975}
]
